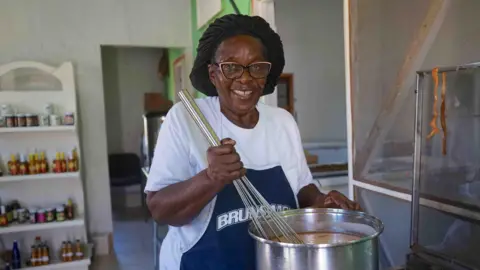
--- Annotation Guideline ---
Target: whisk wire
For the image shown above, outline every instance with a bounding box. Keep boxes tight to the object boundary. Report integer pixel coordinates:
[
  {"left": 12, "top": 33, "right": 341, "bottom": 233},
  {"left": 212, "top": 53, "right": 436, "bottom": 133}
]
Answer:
[{"left": 178, "top": 90, "right": 303, "bottom": 244}]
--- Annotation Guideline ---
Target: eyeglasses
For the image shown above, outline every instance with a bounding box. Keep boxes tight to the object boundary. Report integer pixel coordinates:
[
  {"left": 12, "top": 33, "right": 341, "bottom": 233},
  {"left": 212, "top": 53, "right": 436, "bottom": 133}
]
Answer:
[{"left": 214, "top": 62, "right": 272, "bottom": 79}]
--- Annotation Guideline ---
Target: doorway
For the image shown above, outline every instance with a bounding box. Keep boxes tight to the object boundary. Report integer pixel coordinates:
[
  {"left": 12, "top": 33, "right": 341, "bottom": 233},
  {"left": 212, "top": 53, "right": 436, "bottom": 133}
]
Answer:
[
  {"left": 277, "top": 73, "right": 295, "bottom": 114},
  {"left": 100, "top": 45, "right": 167, "bottom": 269}
]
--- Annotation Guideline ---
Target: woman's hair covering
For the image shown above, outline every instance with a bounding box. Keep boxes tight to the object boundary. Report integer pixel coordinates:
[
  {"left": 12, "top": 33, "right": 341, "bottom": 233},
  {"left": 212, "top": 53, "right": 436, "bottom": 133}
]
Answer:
[{"left": 190, "top": 14, "right": 285, "bottom": 96}]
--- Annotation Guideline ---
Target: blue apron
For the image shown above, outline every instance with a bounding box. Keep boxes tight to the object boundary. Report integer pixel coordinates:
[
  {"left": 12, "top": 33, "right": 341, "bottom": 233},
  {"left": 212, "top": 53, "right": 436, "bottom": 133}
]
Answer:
[{"left": 179, "top": 166, "right": 297, "bottom": 270}]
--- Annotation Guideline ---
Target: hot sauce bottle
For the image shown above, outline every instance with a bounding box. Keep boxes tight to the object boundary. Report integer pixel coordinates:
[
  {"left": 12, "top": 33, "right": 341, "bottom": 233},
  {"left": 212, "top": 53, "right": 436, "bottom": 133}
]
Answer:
[
  {"left": 30, "top": 245, "right": 39, "bottom": 266},
  {"left": 28, "top": 154, "right": 37, "bottom": 175},
  {"left": 39, "top": 152, "right": 48, "bottom": 174},
  {"left": 67, "top": 153, "right": 76, "bottom": 172},
  {"left": 72, "top": 148, "right": 79, "bottom": 171},
  {"left": 41, "top": 244, "right": 49, "bottom": 265},
  {"left": 34, "top": 153, "right": 41, "bottom": 174},
  {"left": 52, "top": 152, "right": 62, "bottom": 173},
  {"left": 61, "top": 241, "right": 67, "bottom": 262},
  {"left": 60, "top": 152, "right": 67, "bottom": 173},
  {"left": 65, "top": 199, "right": 74, "bottom": 220},
  {"left": 74, "top": 240, "right": 83, "bottom": 260},
  {"left": 0, "top": 205, "right": 8, "bottom": 226},
  {"left": 19, "top": 154, "right": 28, "bottom": 175},
  {"left": 66, "top": 241, "right": 73, "bottom": 262},
  {"left": 8, "top": 154, "right": 19, "bottom": 176}
]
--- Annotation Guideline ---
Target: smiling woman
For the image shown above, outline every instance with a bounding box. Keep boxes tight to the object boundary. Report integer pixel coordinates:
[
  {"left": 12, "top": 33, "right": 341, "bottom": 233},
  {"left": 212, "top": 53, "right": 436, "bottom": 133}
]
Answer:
[{"left": 144, "top": 14, "right": 359, "bottom": 270}]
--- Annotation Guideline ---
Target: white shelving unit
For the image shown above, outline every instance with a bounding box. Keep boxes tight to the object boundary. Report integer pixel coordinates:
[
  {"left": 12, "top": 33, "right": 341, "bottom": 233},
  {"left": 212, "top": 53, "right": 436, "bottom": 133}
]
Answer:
[
  {"left": 0, "top": 218, "right": 85, "bottom": 235},
  {"left": 0, "top": 61, "right": 90, "bottom": 270},
  {"left": 0, "top": 172, "right": 80, "bottom": 183},
  {"left": 0, "top": 126, "right": 76, "bottom": 134},
  {"left": 18, "top": 259, "right": 91, "bottom": 270}
]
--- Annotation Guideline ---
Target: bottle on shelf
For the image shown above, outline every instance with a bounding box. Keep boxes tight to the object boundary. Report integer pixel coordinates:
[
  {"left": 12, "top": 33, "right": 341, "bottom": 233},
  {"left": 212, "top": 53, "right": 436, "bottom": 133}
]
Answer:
[
  {"left": 61, "top": 241, "right": 67, "bottom": 262},
  {"left": 39, "top": 151, "right": 48, "bottom": 173},
  {"left": 11, "top": 201, "right": 20, "bottom": 223},
  {"left": 12, "top": 240, "right": 21, "bottom": 269},
  {"left": 0, "top": 205, "right": 8, "bottom": 226},
  {"left": 7, "top": 154, "right": 19, "bottom": 176},
  {"left": 28, "top": 154, "right": 37, "bottom": 175},
  {"left": 67, "top": 153, "right": 76, "bottom": 172},
  {"left": 60, "top": 152, "right": 67, "bottom": 173},
  {"left": 34, "top": 153, "right": 41, "bottom": 174},
  {"left": 52, "top": 152, "right": 62, "bottom": 173},
  {"left": 41, "top": 244, "right": 49, "bottom": 265},
  {"left": 18, "top": 155, "right": 28, "bottom": 175},
  {"left": 74, "top": 239, "right": 84, "bottom": 260},
  {"left": 30, "top": 244, "right": 39, "bottom": 266},
  {"left": 4, "top": 263, "right": 11, "bottom": 270},
  {"left": 6, "top": 204, "right": 13, "bottom": 224},
  {"left": 66, "top": 241, "right": 73, "bottom": 262},
  {"left": 65, "top": 199, "right": 75, "bottom": 220},
  {"left": 72, "top": 147, "right": 79, "bottom": 171}
]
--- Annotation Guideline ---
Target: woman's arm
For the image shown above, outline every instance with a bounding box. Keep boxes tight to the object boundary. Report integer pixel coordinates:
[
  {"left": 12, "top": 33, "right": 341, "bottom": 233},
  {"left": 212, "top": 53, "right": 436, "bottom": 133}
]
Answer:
[
  {"left": 297, "top": 184, "right": 327, "bottom": 208},
  {"left": 147, "top": 170, "right": 223, "bottom": 226},
  {"left": 298, "top": 184, "right": 361, "bottom": 210},
  {"left": 146, "top": 135, "right": 245, "bottom": 227}
]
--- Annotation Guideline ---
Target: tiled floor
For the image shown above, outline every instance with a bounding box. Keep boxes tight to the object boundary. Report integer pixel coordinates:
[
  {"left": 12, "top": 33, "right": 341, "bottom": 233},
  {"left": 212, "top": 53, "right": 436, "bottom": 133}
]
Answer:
[{"left": 91, "top": 206, "right": 162, "bottom": 270}]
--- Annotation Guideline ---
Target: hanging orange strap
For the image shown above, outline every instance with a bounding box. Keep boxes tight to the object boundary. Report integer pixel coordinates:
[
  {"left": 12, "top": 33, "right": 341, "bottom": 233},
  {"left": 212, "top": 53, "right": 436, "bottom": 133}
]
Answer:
[
  {"left": 427, "top": 67, "right": 440, "bottom": 139},
  {"left": 440, "top": 72, "right": 447, "bottom": 155}
]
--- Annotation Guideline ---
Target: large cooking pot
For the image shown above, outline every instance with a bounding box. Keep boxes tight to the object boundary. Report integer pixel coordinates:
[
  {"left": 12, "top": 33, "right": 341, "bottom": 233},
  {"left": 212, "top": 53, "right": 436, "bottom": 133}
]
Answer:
[{"left": 248, "top": 208, "right": 384, "bottom": 270}]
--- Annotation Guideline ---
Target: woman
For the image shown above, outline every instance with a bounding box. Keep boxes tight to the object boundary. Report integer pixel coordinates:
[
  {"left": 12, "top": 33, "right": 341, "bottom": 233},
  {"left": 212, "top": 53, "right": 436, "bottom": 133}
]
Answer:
[{"left": 145, "top": 14, "right": 359, "bottom": 270}]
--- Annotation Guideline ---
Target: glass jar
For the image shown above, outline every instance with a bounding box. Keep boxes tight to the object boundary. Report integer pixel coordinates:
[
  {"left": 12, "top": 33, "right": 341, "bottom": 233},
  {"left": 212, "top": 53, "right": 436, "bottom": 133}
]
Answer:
[
  {"left": 37, "top": 209, "right": 46, "bottom": 223},
  {"left": 28, "top": 209, "right": 37, "bottom": 224},
  {"left": 5, "top": 114, "right": 15, "bottom": 127},
  {"left": 16, "top": 114, "right": 26, "bottom": 127},
  {"left": 46, "top": 208, "right": 55, "bottom": 222},
  {"left": 26, "top": 114, "right": 36, "bottom": 127},
  {"left": 56, "top": 206, "right": 65, "bottom": 222},
  {"left": 63, "top": 112, "right": 75, "bottom": 126},
  {"left": 17, "top": 208, "right": 26, "bottom": 224}
]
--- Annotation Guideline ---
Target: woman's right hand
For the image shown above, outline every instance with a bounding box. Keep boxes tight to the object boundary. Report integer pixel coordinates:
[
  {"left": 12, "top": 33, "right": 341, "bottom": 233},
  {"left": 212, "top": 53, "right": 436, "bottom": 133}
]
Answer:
[{"left": 206, "top": 138, "right": 246, "bottom": 186}]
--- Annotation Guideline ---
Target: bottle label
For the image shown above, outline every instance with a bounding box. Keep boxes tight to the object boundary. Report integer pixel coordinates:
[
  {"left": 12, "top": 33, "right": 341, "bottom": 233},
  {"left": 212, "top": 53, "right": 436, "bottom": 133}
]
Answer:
[
  {"left": 75, "top": 252, "right": 84, "bottom": 257},
  {"left": 43, "top": 256, "right": 48, "bottom": 262}
]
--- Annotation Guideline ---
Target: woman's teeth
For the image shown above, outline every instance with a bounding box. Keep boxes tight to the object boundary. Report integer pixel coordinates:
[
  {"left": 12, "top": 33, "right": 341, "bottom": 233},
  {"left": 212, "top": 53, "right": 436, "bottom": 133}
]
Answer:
[{"left": 233, "top": 90, "right": 253, "bottom": 99}]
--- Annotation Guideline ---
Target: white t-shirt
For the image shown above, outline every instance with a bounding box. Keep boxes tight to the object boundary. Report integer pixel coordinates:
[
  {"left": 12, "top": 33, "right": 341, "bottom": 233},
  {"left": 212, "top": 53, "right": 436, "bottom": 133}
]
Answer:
[{"left": 145, "top": 97, "right": 313, "bottom": 270}]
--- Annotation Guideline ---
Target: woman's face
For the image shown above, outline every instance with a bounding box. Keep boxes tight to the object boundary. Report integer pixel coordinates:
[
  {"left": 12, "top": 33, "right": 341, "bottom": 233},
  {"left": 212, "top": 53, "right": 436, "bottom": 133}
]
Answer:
[{"left": 209, "top": 35, "right": 269, "bottom": 115}]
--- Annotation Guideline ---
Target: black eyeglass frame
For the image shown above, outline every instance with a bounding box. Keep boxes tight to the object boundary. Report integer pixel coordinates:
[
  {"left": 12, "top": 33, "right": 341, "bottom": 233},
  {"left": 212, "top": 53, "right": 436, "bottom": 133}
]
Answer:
[{"left": 213, "top": 61, "right": 272, "bottom": 79}]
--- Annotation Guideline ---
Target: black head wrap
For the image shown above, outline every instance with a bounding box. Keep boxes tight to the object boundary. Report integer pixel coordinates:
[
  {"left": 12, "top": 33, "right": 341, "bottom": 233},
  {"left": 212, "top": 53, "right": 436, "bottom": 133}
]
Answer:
[{"left": 190, "top": 14, "right": 285, "bottom": 96}]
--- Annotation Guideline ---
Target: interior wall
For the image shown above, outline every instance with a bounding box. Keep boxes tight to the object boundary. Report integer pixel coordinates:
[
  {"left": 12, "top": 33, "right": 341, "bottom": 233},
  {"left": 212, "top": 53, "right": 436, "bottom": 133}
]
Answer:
[
  {"left": 102, "top": 46, "right": 166, "bottom": 156},
  {"left": 275, "top": 0, "right": 346, "bottom": 143},
  {"left": 0, "top": 0, "right": 191, "bottom": 237}
]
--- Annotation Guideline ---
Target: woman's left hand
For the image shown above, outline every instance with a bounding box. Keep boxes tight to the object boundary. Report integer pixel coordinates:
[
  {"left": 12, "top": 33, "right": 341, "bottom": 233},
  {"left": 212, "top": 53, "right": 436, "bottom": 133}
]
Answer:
[{"left": 312, "top": 190, "right": 362, "bottom": 211}]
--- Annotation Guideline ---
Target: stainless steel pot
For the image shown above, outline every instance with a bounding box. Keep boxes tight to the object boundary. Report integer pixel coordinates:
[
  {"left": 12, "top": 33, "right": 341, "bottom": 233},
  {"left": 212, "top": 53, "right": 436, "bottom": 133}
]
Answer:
[{"left": 248, "top": 208, "right": 384, "bottom": 270}]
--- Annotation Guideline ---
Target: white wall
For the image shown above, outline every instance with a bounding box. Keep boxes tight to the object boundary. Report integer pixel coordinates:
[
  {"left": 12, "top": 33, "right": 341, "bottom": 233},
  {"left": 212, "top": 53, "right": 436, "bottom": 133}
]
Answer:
[
  {"left": 275, "top": 0, "right": 346, "bottom": 143},
  {"left": 102, "top": 46, "right": 166, "bottom": 156},
  {"left": 0, "top": 0, "right": 191, "bottom": 237}
]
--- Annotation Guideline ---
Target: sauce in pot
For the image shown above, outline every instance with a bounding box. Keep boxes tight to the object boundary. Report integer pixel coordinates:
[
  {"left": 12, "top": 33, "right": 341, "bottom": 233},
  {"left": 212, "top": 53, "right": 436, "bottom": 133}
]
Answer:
[{"left": 271, "top": 232, "right": 363, "bottom": 244}]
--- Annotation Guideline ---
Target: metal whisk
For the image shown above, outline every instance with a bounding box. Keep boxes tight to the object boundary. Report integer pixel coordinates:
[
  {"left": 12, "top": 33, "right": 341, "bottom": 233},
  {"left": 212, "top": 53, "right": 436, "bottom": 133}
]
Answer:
[{"left": 178, "top": 90, "right": 304, "bottom": 244}]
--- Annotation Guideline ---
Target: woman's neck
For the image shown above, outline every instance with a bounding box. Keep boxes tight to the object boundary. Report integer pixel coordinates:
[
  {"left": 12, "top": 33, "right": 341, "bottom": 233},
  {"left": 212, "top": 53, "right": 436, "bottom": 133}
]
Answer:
[{"left": 220, "top": 105, "right": 259, "bottom": 129}]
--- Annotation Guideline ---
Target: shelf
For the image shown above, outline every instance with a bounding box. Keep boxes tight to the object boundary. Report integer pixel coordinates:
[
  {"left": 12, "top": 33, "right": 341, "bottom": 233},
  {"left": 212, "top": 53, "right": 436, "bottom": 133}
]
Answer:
[
  {"left": 0, "top": 126, "right": 76, "bottom": 134},
  {"left": 19, "top": 259, "right": 91, "bottom": 270},
  {"left": 0, "top": 172, "right": 80, "bottom": 183},
  {"left": 0, "top": 217, "right": 84, "bottom": 235}
]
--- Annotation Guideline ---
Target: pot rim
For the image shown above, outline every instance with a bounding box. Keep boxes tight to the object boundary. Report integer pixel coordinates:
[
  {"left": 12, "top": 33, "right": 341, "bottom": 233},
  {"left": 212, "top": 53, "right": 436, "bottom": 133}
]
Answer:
[{"left": 248, "top": 208, "right": 384, "bottom": 248}]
